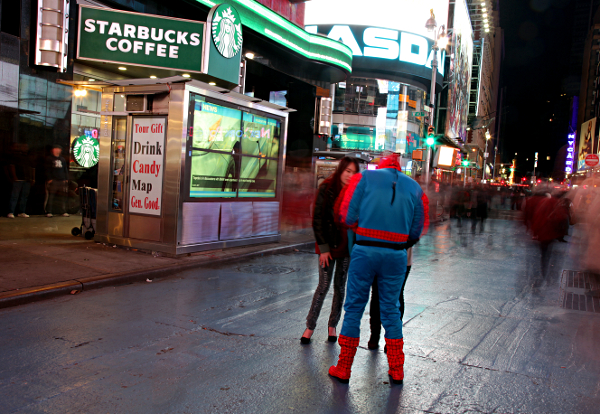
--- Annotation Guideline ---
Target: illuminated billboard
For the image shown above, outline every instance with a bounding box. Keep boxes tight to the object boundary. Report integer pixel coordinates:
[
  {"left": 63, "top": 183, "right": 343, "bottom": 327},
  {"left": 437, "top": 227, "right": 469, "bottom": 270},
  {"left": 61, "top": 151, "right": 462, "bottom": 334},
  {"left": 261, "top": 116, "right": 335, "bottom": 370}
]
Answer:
[
  {"left": 304, "top": 0, "right": 449, "bottom": 86},
  {"left": 305, "top": 0, "right": 450, "bottom": 41},
  {"left": 578, "top": 118, "right": 597, "bottom": 171},
  {"left": 188, "top": 95, "right": 281, "bottom": 198},
  {"left": 433, "top": 145, "right": 457, "bottom": 168},
  {"left": 445, "top": 0, "right": 473, "bottom": 142}
]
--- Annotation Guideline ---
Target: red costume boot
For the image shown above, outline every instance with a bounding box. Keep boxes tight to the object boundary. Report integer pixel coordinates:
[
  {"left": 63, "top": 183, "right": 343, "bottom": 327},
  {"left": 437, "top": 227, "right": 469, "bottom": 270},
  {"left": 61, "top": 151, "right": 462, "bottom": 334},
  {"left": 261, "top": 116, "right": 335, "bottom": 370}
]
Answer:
[
  {"left": 328, "top": 335, "right": 360, "bottom": 383},
  {"left": 385, "top": 337, "right": 405, "bottom": 384}
]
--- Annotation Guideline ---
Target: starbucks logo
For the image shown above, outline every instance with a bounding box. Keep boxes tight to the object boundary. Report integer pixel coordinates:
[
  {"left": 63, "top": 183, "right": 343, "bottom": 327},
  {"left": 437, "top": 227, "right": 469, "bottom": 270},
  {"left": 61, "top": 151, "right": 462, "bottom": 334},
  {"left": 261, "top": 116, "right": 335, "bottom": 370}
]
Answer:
[
  {"left": 73, "top": 135, "right": 99, "bottom": 168},
  {"left": 211, "top": 5, "right": 243, "bottom": 59}
]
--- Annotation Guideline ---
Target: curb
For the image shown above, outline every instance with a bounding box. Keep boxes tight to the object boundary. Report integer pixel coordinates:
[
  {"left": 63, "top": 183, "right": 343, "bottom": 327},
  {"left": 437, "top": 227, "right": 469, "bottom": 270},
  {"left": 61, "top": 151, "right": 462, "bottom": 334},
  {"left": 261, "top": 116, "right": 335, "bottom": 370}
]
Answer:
[{"left": 0, "top": 241, "right": 314, "bottom": 310}]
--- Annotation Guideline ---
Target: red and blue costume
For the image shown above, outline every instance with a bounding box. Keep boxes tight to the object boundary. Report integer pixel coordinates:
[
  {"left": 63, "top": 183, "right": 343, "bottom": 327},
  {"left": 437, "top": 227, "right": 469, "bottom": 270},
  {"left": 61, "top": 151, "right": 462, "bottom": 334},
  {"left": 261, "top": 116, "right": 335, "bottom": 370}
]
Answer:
[{"left": 329, "top": 156, "right": 428, "bottom": 384}]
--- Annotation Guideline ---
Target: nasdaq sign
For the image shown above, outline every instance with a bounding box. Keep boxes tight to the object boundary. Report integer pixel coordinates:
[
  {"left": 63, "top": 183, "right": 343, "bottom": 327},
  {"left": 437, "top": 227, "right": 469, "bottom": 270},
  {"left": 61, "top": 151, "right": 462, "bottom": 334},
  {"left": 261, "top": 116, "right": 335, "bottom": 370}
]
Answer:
[{"left": 306, "top": 25, "right": 444, "bottom": 82}]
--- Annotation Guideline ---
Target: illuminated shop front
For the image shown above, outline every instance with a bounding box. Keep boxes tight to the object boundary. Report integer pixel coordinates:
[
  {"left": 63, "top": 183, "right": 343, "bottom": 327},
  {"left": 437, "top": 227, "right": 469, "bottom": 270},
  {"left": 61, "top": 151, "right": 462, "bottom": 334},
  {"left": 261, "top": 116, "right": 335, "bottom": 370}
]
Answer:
[{"left": 64, "top": 2, "right": 351, "bottom": 252}]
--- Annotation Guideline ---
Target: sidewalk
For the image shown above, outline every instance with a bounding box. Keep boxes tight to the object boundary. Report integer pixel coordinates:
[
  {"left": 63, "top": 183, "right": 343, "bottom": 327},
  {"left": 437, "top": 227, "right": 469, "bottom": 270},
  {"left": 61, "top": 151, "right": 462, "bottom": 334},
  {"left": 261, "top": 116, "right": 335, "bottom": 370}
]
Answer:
[{"left": 0, "top": 215, "right": 314, "bottom": 309}]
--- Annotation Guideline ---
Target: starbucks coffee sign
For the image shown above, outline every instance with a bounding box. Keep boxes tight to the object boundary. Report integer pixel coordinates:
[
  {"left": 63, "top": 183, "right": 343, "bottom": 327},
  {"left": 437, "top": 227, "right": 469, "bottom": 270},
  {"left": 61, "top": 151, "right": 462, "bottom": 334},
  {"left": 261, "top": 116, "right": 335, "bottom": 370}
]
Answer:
[
  {"left": 211, "top": 5, "right": 243, "bottom": 59},
  {"left": 78, "top": 6, "right": 205, "bottom": 73},
  {"left": 73, "top": 136, "right": 100, "bottom": 168},
  {"left": 77, "top": 5, "right": 243, "bottom": 84}
]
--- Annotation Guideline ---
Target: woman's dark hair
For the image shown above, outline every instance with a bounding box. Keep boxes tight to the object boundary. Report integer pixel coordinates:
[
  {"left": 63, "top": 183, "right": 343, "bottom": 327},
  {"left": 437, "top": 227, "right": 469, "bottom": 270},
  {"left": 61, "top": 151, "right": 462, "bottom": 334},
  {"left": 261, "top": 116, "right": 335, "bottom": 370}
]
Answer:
[{"left": 321, "top": 156, "right": 360, "bottom": 192}]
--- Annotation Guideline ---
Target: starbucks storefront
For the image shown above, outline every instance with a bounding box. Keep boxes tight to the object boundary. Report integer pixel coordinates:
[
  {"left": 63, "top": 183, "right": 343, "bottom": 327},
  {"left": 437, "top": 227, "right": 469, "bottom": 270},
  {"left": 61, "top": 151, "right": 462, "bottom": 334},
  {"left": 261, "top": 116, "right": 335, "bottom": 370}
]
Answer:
[{"left": 63, "top": 2, "right": 351, "bottom": 253}]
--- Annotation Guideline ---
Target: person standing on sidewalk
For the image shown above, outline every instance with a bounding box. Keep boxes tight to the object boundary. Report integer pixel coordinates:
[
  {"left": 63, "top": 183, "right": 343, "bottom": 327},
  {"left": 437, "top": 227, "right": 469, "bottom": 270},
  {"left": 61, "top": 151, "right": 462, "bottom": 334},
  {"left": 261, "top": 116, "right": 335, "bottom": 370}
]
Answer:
[
  {"left": 301, "top": 157, "right": 359, "bottom": 344},
  {"left": 5, "top": 143, "right": 34, "bottom": 218},
  {"left": 328, "top": 154, "right": 428, "bottom": 384},
  {"left": 367, "top": 247, "right": 412, "bottom": 350},
  {"left": 45, "top": 145, "right": 69, "bottom": 217}
]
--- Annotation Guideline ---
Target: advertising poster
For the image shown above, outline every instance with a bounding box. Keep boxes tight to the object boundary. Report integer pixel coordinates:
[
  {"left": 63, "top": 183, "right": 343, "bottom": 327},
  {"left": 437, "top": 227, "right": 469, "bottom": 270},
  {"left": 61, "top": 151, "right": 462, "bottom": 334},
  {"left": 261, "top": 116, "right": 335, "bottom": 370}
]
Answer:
[
  {"left": 129, "top": 117, "right": 166, "bottom": 216},
  {"left": 578, "top": 118, "right": 597, "bottom": 170},
  {"left": 189, "top": 99, "right": 280, "bottom": 198},
  {"left": 445, "top": 0, "right": 473, "bottom": 142}
]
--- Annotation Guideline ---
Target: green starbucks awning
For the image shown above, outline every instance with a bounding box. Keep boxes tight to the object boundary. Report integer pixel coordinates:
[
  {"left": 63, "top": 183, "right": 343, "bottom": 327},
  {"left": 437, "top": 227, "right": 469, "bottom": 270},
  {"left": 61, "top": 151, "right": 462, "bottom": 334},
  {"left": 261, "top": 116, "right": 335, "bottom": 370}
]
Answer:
[{"left": 192, "top": 0, "right": 353, "bottom": 80}]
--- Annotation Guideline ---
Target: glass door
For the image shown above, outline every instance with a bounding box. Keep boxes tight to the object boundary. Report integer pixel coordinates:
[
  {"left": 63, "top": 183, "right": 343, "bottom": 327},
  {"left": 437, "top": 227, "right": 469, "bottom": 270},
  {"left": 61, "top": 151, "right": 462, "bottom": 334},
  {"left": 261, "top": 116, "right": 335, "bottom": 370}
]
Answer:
[{"left": 110, "top": 117, "right": 127, "bottom": 212}]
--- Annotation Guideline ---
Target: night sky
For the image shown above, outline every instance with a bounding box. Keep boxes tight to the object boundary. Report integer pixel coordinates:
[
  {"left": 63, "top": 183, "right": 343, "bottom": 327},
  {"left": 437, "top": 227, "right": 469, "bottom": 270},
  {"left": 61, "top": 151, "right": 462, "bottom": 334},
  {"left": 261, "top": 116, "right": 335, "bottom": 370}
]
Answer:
[{"left": 499, "top": 0, "right": 575, "bottom": 179}]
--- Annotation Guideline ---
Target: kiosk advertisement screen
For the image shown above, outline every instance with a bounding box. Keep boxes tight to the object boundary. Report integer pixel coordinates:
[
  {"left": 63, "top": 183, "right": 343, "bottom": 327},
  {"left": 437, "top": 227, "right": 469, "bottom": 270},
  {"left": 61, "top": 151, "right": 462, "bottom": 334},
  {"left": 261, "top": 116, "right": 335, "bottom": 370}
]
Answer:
[{"left": 189, "top": 96, "right": 280, "bottom": 198}]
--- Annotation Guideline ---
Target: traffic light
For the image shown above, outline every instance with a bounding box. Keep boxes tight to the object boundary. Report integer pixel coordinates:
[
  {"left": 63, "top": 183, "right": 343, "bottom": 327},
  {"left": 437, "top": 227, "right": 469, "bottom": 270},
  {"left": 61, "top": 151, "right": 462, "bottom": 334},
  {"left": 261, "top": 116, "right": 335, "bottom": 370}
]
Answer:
[
  {"left": 426, "top": 137, "right": 434, "bottom": 146},
  {"left": 427, "top": 125, "right": 435, "bottom": 136},
  {"left": 462, "top": 160, "right": 469, "bottom": 167}
]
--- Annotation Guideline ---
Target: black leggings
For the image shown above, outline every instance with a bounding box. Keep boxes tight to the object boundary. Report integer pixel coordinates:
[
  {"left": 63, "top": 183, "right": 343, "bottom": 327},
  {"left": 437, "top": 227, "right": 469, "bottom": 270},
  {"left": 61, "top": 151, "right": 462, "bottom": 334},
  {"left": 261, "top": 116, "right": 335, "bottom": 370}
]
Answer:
[{"left": 369, "top": 266, "right": 412, "bottom": 335}]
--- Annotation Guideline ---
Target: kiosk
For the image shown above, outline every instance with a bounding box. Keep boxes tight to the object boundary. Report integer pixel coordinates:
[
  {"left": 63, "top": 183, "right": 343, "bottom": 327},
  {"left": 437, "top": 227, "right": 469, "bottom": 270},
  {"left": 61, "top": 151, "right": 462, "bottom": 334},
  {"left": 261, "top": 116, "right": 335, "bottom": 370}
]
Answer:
[{"left": 95, "top": 78, "right": 290, "bottom": 254}]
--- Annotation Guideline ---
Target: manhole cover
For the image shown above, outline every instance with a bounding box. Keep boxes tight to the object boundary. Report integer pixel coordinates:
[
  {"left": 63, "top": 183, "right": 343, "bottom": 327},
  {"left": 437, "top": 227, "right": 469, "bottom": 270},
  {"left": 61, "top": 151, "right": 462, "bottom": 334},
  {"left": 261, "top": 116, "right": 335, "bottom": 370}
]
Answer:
[
  {"left": 237, "top": 265, "right": 296, "bottom": 275},
  {"left": 559, "top": 270, "right": 600, "bottom": 313}
]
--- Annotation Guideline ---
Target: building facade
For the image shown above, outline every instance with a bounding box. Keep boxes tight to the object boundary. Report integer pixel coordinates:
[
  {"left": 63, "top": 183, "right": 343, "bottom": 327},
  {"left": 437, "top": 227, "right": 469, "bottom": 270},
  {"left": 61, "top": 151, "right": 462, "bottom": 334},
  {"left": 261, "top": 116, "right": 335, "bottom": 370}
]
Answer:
[
  {"left": 305, "top": 0, "right": 451, "bottom": 178},
  {"left": 0, "top": 0, "right": 350, "bottom": 219}
]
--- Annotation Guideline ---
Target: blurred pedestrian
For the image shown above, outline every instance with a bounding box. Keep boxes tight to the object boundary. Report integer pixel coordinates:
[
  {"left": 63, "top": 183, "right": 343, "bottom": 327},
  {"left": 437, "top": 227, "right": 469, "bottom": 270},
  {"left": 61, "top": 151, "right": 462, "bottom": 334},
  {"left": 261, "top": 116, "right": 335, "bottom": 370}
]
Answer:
[
  {"left": 45, "top": 145, "right": 69, "bottom": 217},
  {"left": 328, "top": 154, "right": 428, "bottom": 384},
  {"left": 471, "top": 185, "right": 490, "bottom": 233},
  {"left": 582, "top": 186, "right": 600, "bottom": 272},
  {"left": 301, "top": 157, "right": 359, "bottom": 344},
  {"left": 525, "top": 193, "right": 569, "bottom": 278},
  {"left": 5, "top": 143, "right": 34, "bottom": 218}
]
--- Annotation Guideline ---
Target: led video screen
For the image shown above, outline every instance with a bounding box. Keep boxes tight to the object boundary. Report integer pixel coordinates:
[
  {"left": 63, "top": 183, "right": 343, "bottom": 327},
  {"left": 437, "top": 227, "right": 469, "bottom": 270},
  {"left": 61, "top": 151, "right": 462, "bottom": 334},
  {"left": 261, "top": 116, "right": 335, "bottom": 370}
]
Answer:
[{"left": 189, "top": 95, "right": 280, "bottom": 198}]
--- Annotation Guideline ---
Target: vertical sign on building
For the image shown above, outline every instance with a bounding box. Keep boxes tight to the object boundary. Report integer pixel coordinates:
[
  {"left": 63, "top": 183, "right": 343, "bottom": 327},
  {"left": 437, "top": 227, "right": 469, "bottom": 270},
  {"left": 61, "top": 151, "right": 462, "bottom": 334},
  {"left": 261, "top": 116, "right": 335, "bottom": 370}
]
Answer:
[
  {"left": 129, "top": 117, "right": 166, "bottom": 215},
  {"left": 566, "top": 133, "right": 576, "bottom": 174},
  {"left": 36, "top": 0, "right": 69, "bottom": 72}
]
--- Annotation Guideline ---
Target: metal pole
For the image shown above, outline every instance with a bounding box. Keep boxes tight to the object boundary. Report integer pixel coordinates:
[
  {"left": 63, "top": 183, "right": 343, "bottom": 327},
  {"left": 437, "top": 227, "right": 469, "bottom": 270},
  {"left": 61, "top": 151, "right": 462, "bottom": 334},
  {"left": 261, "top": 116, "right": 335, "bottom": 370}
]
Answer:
[
  {"left": 492, "top": 145, "right": 497, "bottom": 180},
  {"left": 483, "top": 138, "right": 488, "bottom": 181},
  {"left": 425, "top": 42, "right": 438, "bottom": 188}
]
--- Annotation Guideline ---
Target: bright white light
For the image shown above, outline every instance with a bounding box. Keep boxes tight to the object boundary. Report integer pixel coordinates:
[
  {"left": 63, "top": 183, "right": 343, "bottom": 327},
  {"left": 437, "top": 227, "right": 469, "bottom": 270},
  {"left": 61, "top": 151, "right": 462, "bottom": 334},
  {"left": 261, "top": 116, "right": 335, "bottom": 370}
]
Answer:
[
  {"left": 182, "top": 74, "right": 191, "bottom": 78},
  {"left": 438, "top": 146, "right": 455, "bottom": 167},
  {"left": 88, "top": 78, "right": 95, "bottom": 82},
  {"left": 118, "top": 67, "right": 127, "bottom": 71},
  {"left": 485, "top": 28, "right": 490, "bottom": 32},
  {"left": 483, "top": 12, "right": 488, "bottom": 17},
  {"left": 437, "top": 35, "right": 449, "bottom": 49},
  {"left": 150, "top": 75, "right": 157, "bottom": 79},
  {"left": 305, "top": 0, "right": 449, "bottom": 40},
  {"left": 209, "top": 82, "right": 216, "bottom": 86},
  {"left": 245, "top": 52, "right": 255, "bottom": 59},
  {"left": 482, "top": 7, "right": 487, "bottom": 12}
]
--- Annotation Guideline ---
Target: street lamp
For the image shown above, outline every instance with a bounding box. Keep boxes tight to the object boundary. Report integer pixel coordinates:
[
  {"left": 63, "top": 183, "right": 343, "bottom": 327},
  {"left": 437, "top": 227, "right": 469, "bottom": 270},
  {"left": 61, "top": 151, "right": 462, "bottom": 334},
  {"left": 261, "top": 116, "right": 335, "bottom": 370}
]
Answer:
[
  {"left": 483, "top": 130, "right": 491, "bottom": 182},
  {"left": 424, "top": 9, "right": 447, "bottom": 187}
]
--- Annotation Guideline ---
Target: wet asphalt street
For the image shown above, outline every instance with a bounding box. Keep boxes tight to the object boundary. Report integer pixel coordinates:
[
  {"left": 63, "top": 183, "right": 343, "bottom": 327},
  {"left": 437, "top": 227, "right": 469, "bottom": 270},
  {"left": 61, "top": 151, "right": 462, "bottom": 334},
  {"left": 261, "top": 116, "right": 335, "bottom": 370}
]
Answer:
[{"left": 1, "top": 219, "right": 599, "bottom": 413}]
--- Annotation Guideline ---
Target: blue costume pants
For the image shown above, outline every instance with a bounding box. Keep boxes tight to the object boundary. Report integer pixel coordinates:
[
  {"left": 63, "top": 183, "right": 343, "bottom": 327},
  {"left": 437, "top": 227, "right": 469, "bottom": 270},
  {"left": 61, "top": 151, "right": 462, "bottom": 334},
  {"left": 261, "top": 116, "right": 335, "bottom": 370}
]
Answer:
[{"left": 340, "top": 245, "right": 407, "bottom": 339}]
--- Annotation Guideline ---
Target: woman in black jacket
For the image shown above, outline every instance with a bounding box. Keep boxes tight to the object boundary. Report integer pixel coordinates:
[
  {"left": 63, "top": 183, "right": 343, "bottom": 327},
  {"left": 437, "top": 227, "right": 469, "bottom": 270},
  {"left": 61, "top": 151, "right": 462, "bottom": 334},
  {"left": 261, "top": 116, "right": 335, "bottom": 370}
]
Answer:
[{"left": 301, "top": 157, "right": 359, "bottom": 344}]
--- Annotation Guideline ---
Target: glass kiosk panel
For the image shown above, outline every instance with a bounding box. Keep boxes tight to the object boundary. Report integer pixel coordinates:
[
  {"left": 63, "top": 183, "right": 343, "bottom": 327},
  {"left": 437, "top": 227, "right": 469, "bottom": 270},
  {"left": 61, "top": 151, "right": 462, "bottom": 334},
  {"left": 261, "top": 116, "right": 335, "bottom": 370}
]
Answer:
[
  {"left": 111, "top": 117, "right": 127, "bottom": 211},
  {"left": 188, "top": 93, "right": 282, "bottom": 199}
]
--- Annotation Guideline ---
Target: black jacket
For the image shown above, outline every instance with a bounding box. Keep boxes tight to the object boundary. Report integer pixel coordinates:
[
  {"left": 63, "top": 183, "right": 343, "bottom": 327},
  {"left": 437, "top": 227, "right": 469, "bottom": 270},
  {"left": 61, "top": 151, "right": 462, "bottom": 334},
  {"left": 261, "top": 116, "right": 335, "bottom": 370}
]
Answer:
[
  {"left": 312, "top": 181, "right": 344, "bottom": 254},
  {"left": 45, "top": 155, "right": 68, "bottom": 181}
]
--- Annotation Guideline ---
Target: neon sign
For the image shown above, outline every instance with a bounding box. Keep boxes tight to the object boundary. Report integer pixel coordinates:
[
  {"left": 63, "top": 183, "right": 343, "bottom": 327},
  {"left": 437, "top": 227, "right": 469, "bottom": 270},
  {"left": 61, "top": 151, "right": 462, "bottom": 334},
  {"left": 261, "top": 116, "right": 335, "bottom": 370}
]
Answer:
[
  {"left": 565, "top": 133, "right": 576, "bottom": 173},
  {"left": 306, "top": 25, "right": 445, "bottom": 76}
]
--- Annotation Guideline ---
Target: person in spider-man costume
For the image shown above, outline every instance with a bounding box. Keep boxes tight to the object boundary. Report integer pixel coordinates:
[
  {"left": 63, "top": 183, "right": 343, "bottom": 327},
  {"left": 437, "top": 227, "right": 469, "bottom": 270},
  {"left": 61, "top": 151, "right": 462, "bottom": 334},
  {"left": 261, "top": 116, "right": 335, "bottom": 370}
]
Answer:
[{"left": 329, "top": 154, "right": 429, "bottom": 384}]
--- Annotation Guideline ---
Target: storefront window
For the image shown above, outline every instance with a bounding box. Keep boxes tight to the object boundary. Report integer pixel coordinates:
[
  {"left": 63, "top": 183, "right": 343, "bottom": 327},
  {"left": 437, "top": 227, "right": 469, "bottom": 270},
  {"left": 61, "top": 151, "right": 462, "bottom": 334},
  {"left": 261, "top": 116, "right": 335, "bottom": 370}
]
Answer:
[
  {"left": 187, "top": 93, "right": 281, "bottom": 199},
  {"left": 333, "top": 78, "right": 427, "bottom": 154},
  {"left": 70, "top": 75, "right": 101, "bottom": 187},
  {"left": 111, "top": 117, "right": 127, "bottom": 211}
]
